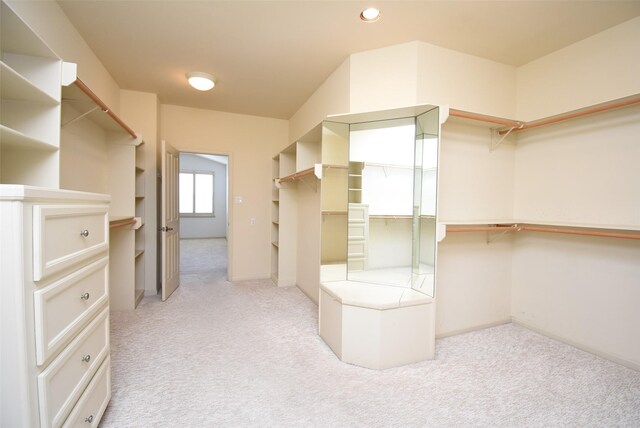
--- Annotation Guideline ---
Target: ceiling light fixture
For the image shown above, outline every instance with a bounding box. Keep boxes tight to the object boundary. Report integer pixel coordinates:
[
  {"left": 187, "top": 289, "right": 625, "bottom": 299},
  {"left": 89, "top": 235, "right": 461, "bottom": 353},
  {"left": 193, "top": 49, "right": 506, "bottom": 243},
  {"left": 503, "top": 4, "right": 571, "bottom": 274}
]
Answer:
[
  {"left": 360, "top": 7, "right": 380, "bottom": 22},
  {"left": 186, "top": 71, "right": 215, "bottom": 91}
]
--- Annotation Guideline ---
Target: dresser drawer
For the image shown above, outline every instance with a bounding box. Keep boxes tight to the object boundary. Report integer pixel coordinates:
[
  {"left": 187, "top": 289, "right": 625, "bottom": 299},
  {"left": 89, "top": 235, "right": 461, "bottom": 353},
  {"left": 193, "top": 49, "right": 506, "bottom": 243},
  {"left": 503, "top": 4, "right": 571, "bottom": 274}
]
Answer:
[
  {"left": 348, "top": 223, "right": 367, "bottom": 240},
  {"left": 34, "top": 257, "right": 109, "bottom": 366},
  {"left": 348, "top": 205, "right": 368, "bottom": 221},
  {"left": 37, "top": 308, "right": 109, "bottom": 428},
  {"left": 62, "top": 356, "right": 111, "bottom": 428},
  {"left": 33, "top": 205, "right": 109, "bottom": 282},
  {"left": 348, "top": 241, "right": 366, "bottom": 257}
]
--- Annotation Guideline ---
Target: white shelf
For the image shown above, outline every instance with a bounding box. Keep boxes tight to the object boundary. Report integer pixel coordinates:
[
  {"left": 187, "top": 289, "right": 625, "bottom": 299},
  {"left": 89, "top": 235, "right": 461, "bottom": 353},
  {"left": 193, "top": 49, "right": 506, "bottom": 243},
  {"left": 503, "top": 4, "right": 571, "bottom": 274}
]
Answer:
[
  {"left": 1, "top": 1, "right": 63, "bottom": 188},
  {"left": 1, "top": 3, "right": 56, "bottom": 58},
  {"left": 514, "top": 218, "right": 640, "bottom": 233},
  {"left": 440, "top": 219, "right": 516, "bottom": 226},
  {"left": 0, "top": 125, "right": 58, "bottom": 151},
  {"left": 0, "top": 61, "right": 58, "bottom": 105},
  {"left": 440, "top": 218, "right": 640, "bottom": 232}
]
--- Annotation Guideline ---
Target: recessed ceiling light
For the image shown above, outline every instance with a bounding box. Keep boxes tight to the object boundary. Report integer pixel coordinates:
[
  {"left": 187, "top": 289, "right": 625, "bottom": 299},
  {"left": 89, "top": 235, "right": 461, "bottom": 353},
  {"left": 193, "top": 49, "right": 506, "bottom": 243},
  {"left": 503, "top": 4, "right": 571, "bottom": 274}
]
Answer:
[
  {"left": 186, "top": 71, "right": 215, "bottom": 91},
  {"left": 360, "top": 7, "right": 380, "bottom": 22}
]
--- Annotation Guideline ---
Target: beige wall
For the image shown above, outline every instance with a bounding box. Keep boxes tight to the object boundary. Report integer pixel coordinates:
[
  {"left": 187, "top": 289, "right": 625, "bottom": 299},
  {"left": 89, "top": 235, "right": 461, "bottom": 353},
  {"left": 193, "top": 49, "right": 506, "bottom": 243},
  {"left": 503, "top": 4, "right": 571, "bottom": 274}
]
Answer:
[
  {"left": 8, "top": 0, "right": 121, "bottom": 113},
  {"left": 517, "top": 16, "right": 640, "bottom": 121},
  {"left": 436, "top": 233, "right": 513, "bottom": 337},
  {"left": 514, "top": 104, "right": 640, "bottom": 229},
  {"left": 512, "top": 233, "right": 640, "bottom": 370},
  {"left": 160, "top": 105, "right": 288, "bottom": 281},
  {"left": 349, "top": 42, "right": 418, "bottom": 114},
  {"left": 289, "top": 58, "right": 351, "bottom": 143},
  {"left": 416, "top": 42, "right": 517, "bottom": 119},
  {"left": 439, "top": 120, "right": 516, "bottom": 223}
]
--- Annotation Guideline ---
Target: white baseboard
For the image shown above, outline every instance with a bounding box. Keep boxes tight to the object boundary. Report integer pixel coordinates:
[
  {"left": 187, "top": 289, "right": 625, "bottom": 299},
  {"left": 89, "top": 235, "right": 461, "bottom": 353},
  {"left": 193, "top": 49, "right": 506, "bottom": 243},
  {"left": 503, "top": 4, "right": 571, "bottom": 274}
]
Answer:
[
  {"left": 512, "top": 317, "right": 640, "bottom": 372},
  {"left": 435, "top": 318, "right": 511, "bottom": 339},
  {"left": 228, "top": 274, "right": 270, "bottom": 282}
]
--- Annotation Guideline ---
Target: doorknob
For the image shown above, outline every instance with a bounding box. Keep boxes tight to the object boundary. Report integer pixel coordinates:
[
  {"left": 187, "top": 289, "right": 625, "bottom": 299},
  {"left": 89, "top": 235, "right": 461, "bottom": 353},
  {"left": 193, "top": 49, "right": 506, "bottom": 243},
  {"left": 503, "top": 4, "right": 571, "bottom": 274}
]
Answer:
[{"left": 160, "top": 226, "right": 174, "bottom": 232}]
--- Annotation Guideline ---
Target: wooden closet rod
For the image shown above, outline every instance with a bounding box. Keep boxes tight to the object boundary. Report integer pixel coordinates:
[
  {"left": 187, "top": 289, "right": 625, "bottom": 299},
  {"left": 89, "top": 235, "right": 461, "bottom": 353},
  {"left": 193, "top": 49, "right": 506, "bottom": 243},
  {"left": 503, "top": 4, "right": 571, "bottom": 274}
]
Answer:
[
  {"left": 74, "top": 79, "right": 138, "bottom": 139},
  {"left": 446, "top": 225, "right": 519, "bottom": 233},
  {"left": 279, "top": 167, "right": 315, "bottom": 183},
  {"left": 498, "top": 94, "right": 640, "bottom": 135},
  {"left": 521, "top": 225, "right": 640, "bottom": 241},
  {"left": 450, "top": 94, "right": 640, "bottom": 135},
  {"left": 445, "top": 224, "right": 640, "bottom": 240}
]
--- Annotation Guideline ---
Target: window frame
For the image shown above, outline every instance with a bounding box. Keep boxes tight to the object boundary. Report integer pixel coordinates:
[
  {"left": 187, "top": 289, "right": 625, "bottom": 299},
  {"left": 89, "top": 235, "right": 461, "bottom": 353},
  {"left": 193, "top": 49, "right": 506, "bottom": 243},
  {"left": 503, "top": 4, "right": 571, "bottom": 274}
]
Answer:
[{"left": 179, "top": 169, "right": 215, "bottom": 217}]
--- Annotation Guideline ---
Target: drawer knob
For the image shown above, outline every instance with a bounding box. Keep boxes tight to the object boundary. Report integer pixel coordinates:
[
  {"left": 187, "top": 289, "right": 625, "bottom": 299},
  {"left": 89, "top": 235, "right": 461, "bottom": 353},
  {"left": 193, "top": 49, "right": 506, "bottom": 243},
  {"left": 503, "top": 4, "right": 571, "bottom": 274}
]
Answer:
[
  {"left": 82, "top": 354, "right": 91, "bottom": 363},
  {"left": 80, "top": 292, "right": 90, "bottom": 300},
  {"left": 80, "top": 229, "right": 90, "bottom": 237},
  {"left": 85, "top": 415, "right": 94, "bottom": 423}
]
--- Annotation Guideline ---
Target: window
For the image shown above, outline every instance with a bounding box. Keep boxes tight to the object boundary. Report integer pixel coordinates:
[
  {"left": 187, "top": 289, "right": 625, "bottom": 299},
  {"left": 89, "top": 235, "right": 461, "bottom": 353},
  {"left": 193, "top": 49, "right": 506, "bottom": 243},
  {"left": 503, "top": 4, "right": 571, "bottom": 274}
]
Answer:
[{"left": 179, "top": 171, "right": 214, "bottom": 216}]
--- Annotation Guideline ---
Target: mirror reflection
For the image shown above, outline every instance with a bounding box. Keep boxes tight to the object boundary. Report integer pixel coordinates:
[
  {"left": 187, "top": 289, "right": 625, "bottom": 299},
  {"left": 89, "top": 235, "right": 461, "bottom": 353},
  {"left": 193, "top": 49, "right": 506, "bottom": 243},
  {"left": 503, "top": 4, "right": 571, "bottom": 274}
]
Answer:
[
  {"left": 348, "top": 118, "right": 415, "bottom": 287},
  {"left": 319, "top": 106, "right": 439, "bottom": 297}
]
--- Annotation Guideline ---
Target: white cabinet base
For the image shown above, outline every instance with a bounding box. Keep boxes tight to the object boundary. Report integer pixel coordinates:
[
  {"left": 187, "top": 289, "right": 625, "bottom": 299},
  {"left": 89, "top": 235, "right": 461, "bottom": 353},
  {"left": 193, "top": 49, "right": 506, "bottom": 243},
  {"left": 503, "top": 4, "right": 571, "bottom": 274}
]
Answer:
[{"left": 319, "top": 281, "right": 435, "bottom": 370}]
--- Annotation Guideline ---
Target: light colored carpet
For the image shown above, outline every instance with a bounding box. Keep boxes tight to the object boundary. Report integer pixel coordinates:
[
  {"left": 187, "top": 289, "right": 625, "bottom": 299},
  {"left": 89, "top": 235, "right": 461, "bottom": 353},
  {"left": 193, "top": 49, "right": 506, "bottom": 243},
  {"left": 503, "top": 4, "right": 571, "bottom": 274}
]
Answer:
[{"left": 101, "top": 239, "right": 640, "bottom": 427}]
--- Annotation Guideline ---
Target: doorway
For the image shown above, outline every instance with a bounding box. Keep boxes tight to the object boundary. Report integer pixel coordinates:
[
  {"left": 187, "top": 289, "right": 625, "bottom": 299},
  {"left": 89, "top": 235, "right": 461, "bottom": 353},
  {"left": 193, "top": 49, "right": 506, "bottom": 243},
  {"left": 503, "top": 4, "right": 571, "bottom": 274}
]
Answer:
[{"left": 178, "top": 152, "right": 230, "bottom": 282}]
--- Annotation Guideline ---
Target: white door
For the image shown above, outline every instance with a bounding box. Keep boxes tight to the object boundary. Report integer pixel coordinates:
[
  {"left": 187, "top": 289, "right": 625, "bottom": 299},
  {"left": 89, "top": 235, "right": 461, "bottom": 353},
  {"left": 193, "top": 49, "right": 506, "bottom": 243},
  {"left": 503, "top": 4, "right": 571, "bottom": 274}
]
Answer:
[{"left": 161, "top": 140, "right": 180, "bottom": 301}]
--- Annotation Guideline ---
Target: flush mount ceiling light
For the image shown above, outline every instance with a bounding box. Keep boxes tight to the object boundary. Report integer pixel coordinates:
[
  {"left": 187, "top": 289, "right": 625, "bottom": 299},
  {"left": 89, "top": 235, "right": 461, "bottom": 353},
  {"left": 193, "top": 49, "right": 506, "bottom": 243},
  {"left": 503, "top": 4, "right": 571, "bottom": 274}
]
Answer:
[
  {"left": 186, "top": 71, "right": 215, "bottom": 91},
  {"left": 360, "top": 7, "right": 381, "bottom": 22}
]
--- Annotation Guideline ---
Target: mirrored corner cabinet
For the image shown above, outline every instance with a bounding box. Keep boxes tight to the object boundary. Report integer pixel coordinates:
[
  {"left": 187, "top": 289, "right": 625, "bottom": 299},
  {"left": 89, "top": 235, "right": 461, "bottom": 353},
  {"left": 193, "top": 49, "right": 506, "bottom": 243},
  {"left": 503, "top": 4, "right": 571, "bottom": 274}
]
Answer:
[
  {"left": 319, "top": 106, "right": 441, "bottom": 296},
  {"left": 271, "top": 104, "right": 445, "bottom": 369}
]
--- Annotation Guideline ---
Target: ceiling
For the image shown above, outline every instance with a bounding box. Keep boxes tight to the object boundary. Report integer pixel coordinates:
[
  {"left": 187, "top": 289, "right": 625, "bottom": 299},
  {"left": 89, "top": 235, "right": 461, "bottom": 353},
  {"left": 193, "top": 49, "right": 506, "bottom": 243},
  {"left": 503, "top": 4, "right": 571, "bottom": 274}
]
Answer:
[{"left": 57, "top": 1, "right": 640, "bottom": 120}]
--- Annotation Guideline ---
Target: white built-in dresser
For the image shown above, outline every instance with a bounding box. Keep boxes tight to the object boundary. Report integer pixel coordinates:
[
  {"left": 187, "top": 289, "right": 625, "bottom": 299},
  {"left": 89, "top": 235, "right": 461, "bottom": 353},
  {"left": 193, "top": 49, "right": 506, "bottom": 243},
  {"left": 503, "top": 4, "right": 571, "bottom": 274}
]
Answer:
[{"left": 1, "top": 186, "right": 111, "bottom": 427}]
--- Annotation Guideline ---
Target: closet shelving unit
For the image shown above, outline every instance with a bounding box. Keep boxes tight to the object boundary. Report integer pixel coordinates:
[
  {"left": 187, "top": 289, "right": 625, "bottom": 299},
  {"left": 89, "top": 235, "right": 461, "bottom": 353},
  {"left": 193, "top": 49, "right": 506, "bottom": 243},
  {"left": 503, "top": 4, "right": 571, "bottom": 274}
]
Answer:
[
  {"left": 60, "top": 78, "right": 146, "bottom": 309},
  {"left": 134, "top": 142, "right": 146, "bottom": 305},
  {"left": 271, "top": 155, "right": 280, "bottom": 283},
  {"left": 443, "top": 94, "right": 640, "bottom": 242},
  {"left": 0, "top": 1, "right": 65, "bottom": 187},
  {"left": 1, "top": 1, "right": 113, "bottom": 425},
  {"left": 271, "top": 143, "right": 298, "bottom": 287},
  {"left": 271, "top": 123, "right": 350, "bottom": 301},
  {"left": 348, "top": 161, "right": 363, "bottom": 203}
]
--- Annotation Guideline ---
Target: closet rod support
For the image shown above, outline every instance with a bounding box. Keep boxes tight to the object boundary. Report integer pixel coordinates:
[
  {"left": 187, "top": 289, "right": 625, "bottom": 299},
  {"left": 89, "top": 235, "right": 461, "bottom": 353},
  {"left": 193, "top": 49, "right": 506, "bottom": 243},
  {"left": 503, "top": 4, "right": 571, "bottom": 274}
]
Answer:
[
  {"left": 62, "top": 106, "right": 100, "bottom": 128},
  {"left": 491, "top": 123, "right": 524, "bottom": 151},
  {"left": 74, "top": 78, "right": 138, "bottom": 138}
]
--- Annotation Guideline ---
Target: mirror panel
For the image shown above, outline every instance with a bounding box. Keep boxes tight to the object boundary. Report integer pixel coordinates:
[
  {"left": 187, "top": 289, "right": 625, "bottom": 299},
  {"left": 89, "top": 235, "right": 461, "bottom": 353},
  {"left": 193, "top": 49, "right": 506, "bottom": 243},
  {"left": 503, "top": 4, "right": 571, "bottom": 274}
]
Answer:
[
  {"left": 320, "top": 121, "right": 349, "bottom": 283},
  {"left": 319, "top": 105, "right": 439, "bottom": 296},
  {"left": 348, "top": 118, "right": 415, "bottom": 287},
  {"left": 412, "top": 108, "right": 439, "bottom": 297}
]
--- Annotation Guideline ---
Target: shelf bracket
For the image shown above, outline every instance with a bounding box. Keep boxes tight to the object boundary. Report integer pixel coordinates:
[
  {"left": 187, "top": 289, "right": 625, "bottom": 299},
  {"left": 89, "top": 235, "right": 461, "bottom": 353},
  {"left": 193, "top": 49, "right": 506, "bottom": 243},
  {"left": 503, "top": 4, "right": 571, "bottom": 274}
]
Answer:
[
  {"left": 61, "top": 106, "right": 102, "bottom": 128},
  {"left": 490, "top": 123, "right": 523, "bottom": 151}
]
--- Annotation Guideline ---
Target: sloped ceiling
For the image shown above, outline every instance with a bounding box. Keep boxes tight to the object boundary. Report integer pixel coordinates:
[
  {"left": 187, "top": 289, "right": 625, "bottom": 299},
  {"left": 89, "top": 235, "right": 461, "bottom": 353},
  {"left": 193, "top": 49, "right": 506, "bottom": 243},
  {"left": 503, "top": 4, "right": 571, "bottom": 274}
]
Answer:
[{"left": 57, "top": 1, "right": 640, "bottom": 119}]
